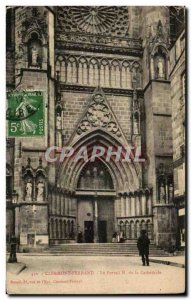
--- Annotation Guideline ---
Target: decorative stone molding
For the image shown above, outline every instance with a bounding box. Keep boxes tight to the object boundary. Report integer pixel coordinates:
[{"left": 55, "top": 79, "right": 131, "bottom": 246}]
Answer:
[{"left": 76, "top": 88, "right": 123, "bottom": 138}]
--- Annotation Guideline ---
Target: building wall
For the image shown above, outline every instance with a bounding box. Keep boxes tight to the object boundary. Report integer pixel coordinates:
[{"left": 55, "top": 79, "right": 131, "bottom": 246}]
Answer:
[{"left": 170, "top": 29, "right": 185, "bottom": 247}]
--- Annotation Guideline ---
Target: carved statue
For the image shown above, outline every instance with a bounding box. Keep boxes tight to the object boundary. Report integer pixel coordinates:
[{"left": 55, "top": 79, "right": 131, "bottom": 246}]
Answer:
[
  {"left": 168, "top": 184, "right": 174, "bottom": 202},
  {"left": 37, "top": 180, "right": 45, "bottom": 201},
  {"left": 31, "top": 46, "right": 39, "bottom": 66},
  {"left": 25, "top": 180, "right": 33, "bottom": 200},
  {"left": 56, "top": 113, "right": 62, "bottom": 130},
  {"left": 159, "top": 182, "right": 165, "bottom": 203},
  {"left": 157, "top": 57, "right": 165, "bottom": 79}
]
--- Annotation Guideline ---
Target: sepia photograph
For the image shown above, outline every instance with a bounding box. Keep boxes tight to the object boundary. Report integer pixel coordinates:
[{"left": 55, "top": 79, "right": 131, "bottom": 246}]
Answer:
[{"left": 5, "top": 5, "right": 186, "bottom": 295}]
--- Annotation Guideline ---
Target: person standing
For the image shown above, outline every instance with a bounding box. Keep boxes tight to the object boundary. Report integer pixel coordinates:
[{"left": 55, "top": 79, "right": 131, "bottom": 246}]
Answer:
[{"left": 137, "top": 230, "right": 150, "bottom": 266}]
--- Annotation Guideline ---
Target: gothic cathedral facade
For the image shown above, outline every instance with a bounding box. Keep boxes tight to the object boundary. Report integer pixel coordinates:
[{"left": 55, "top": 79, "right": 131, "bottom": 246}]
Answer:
[{"left": 6, "top": 7, "right": 185, "bottom": 250}]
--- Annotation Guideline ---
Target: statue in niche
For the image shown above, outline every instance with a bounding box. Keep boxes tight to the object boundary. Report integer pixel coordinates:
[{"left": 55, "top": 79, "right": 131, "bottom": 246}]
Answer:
[
  {"left": 37, "top": 180, "right": 45, "bottom": 201},
  {"left": 157, "top": 57, "right": 165, "bottom": 79},
  {"left": 25, "top": 179, "right": 33, "bottom": 201},
  {"left": 28, "top": 33, "right": 42, "bottom": 68},
  {"left": 31, "top": 46, "right": 39, "bottom": 66},
  {"left": 159, "top": 182, "right": 166, "bottom": 203},
  {"left": 56, "top": 112, "right": 62, "bottom": 147},
  {"left": 168, "top": 184, "right": 174, "bottom": 202},
  {"left": 56, "top": 113, "right": 62, "bottom": 130}
]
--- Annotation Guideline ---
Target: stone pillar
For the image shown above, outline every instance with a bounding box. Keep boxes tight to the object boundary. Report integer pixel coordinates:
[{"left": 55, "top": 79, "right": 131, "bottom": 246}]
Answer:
[
  {"left": 65, "top": 197, "right": 68, "bottom": 215},
  {"left": 131, "top": 195, "right": 136, "bottom": 216},
  {"left": 126, "top": 196, "right": 131, "bottom": 217},
  {"left": 131, "top": 223, "right": 135, "bottom": 239},
  {"left": 120, "top": 195, "right": 126, "bottom": 217},
  {"left": 141, "top": 193, "right": 147, "bottom": 216},
  {"left": 147, "top": 195, "right": 152, "bottom": 215},
  {"left": 68, "top": 196, "right": 72, "bottom": 215},
  {"left": 135, "top": 195, "right": 140, "bottom": 216},
  {"left": 125, "top": 196, "right": 128, "bottom": 216},
  {"left": 94, "top": 198, "right": 99, "bottom": 243}
]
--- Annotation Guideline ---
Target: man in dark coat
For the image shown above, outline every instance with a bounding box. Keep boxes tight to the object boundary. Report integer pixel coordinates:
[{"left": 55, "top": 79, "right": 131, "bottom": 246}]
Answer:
[{"left": 137, "top": 230, "right": 150, "bottom": 266}]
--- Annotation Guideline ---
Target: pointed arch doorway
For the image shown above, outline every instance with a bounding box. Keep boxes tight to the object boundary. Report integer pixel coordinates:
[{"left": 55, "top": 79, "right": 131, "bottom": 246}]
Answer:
[{"left": 76, "top": 159, "right": 116, "bottom": 243}]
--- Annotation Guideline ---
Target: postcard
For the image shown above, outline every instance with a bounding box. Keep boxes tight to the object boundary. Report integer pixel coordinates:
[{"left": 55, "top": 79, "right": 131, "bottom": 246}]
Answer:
[{"left": 6, "top": 6, "right": 186, "bottom": 295}]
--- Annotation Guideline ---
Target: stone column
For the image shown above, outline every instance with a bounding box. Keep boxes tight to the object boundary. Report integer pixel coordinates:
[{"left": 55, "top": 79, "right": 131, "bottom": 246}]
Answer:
[
  {"left": 65, "top": 197, "right": 68, "bottom": 215},
  {"left": 135, "top": 195, "right": 140, "bottom": 216},
  {"left": 120, "top": 195, "right": 126, "bottom": 217},
  {"left": 126, "top": 195, "right": 131, "bottom": 217},
  {"left": 125, "top": 196, "right": 129, "bottom": 217},
  {"left": 141, "top": 193, "right": 147, "bottom": 216},
  {"left": 131, "top": 195, "right": 136, "bottom": 216},
  {"left": 94, "top": 198, "right": 99, "bottom": 243},
  {"left": 147, "top": 195, "right": 152, "bottom": 215}
]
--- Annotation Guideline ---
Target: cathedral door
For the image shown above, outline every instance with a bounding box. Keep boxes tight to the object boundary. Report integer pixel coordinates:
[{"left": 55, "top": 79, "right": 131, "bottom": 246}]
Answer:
[{"left": 98, "top": 221, "right": 107, "bottom": 243}]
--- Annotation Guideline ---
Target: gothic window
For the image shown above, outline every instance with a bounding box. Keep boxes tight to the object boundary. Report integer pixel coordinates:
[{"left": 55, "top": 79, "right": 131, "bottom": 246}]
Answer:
[
  {"left": 136, "top": 220, "right": 140, "bottom": 238},
  {"left": 70, "top": 220, "right": 75, "bottom": 239},
  {"left": 119, "top": 221, "right": 124, "bottom": 235},
  {"left": 56, "top": 56, "right": 66, "bottom": 83},
  {"left": 67, "top": 220, "right": 70, "bottom": 238},
  {"left": 77, "top": 160, "right": 114, "bottom": 190},
  {"left": 89, "top": 58, "right": 99, "bottom": 86},
  {"left": 125, "top": 221, "right": 130, "bottom": 239},
  {"left": 147, "top": 220, "right": 153, "bottom": 239},
  {"left": 141, "top": 220, "right": 146, "bottom": 231},
  {"left": 78, "top": 57, "right": 88, "bottom": 85},
  {"left": 121, "top": 61, "right": 131, "bottom": 88},
  {"left": 131, "top": 62, "right": 142, "bottom": 89},
  {"left": 27, "top": 32, "right": 42, "bottom": 69},
  {"left": 55, "top": 219, "right": 59, "bottom": 238},
  {"left": 67, "top": 56, "right": 77, "bottom": 84},
  {"left": 59, "top": 219, "right": 62, "bottom": 239},
  {"left": 130, "top": 221, "right": 134, "bottom": 239},
  {"left": 63, "top": 220, "right": 67, "bottom": 238},
  {"left": 57, "top": 7, "right": 129, "bottom": 37},
  {"left": 100, "top": 59, "right": 110, "bottom": 87},
  {"left": 111, "top": 60, "right": 120, "bottom": 88},
  {"left": 50, "top": 218, "right": 54, "bottom": 239}
]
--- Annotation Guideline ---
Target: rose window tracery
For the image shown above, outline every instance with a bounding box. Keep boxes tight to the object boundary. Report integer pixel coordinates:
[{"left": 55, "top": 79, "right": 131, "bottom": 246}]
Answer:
[{"left": 57, "top": 6, "right": 129, "bottom": 37}]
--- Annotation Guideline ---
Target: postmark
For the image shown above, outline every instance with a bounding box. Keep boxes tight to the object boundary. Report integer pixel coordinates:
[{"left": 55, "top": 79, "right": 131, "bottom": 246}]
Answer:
[{"left": 7, "top": 91, "right": 44, "bottom": 137}]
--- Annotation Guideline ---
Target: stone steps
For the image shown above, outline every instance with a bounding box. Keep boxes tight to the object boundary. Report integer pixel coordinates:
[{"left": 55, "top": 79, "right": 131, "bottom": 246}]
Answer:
[{"left": 46, "top": 242, "right": 167, "bottom": 256}]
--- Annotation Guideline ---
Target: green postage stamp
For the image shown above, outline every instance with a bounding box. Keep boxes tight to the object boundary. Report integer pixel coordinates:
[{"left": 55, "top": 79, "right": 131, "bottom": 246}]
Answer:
[{"left": 6, "top": 91, "right": 44, "bottom": 137}]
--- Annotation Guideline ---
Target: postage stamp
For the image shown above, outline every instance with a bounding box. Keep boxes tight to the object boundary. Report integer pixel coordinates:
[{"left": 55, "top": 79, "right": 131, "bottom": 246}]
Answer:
[{"left": 6, "top": 91, "right": 44, "bottom": 137}]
